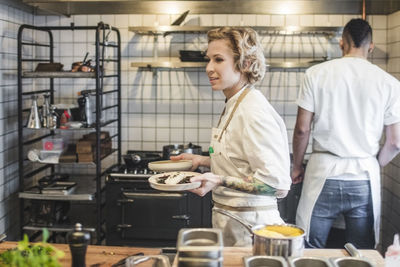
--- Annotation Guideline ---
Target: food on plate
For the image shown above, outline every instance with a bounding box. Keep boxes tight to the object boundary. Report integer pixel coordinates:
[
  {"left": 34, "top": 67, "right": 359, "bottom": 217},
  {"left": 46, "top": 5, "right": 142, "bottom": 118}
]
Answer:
[
  {"left": 157, "top": 172, "right": 195, "bottom": 185},
  {"left": 254, "top": 225, "right": 304, "bottom": 238}
]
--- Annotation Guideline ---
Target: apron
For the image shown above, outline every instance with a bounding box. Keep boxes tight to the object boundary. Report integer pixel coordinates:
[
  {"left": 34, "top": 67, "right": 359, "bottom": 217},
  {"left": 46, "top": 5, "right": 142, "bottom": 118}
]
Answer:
[
  {"left": 209, "top": 87, "right": 283, "bottom": 247},
  {"left": 296, "top": 152, "right": 381, "bottom": 247}
]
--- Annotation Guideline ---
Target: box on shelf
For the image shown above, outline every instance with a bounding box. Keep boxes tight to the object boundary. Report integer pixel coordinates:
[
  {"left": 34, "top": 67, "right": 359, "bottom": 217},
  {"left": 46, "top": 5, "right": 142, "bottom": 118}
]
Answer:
[{"left": 42, "top": 136, "right": 64, "bottom": 151}]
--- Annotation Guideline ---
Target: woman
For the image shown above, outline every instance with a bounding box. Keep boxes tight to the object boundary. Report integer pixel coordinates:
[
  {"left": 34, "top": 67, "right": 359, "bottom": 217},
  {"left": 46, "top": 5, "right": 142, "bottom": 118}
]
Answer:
[{"left": 172, "top": 27, "right": 291, "bottom": 246}]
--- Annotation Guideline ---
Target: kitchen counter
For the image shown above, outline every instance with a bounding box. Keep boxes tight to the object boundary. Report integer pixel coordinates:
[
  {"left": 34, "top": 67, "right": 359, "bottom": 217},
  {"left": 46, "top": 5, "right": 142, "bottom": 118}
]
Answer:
[{"left": 0, "top": 241, "right": 385, "bottom": 266}]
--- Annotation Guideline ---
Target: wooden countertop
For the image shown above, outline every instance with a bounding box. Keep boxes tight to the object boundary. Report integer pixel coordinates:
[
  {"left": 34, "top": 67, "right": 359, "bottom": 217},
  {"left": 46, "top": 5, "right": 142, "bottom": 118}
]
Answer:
[{"left": 0, "top": 242, "right": 385, "bottom": 267}]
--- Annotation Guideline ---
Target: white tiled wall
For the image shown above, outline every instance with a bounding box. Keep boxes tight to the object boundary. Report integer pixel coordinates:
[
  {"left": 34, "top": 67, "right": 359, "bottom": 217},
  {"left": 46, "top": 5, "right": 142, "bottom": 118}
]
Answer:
[
  {"left": 0, "top": 0, "right": 394, "bottom": 242},
  {"left": 0, "top": 0, "right": 33, "bottom": 240},
  {"left": 382, "top": 10, "right": 400, "bottom": 253}
]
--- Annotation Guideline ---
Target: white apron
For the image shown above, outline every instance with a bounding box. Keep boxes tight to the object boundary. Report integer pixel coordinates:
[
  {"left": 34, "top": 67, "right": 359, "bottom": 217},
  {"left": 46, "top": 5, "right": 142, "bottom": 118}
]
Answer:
[
  {"left": 210, "top": 88, "right": 283, "bottom": 247},
  {"left": 295, "top": 152, "right": 381, "bottom": 247}
]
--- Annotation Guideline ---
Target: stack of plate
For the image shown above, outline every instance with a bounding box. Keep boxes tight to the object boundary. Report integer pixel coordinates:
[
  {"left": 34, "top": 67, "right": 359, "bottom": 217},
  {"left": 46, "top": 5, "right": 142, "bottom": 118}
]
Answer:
[{"left": 177, "top": 228, "right": 223, "bottom": 267}]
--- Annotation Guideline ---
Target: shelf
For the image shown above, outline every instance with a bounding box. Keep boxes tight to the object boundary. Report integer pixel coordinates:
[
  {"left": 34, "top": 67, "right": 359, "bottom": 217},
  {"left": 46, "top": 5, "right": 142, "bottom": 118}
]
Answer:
[
  {"left": 19, "top": 175, "right": 104, "bottom": 201},
  {"left": 131, "top": 59, "right": 327, "bottom": 70},
  {"left": 129, "top": 25, "right": 342, "bottom": 37},
  {"left": 24, "top": 119, "right": 119, "bottom": 132},
  {"left": 22, "top": 71, "right": 96, "bottom": 78},
  {"left": 23, "top": 224, "right": 96, "bottom": 233}
]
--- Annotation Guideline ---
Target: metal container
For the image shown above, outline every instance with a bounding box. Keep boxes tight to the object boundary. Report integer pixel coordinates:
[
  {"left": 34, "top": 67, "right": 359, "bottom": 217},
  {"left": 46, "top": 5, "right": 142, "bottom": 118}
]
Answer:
[
  {"left": 177, "top": 257, "right": 223, "bottom": 267},
  {"left": 163, "top": 143, "right": 202, "bottom": 159},
  {"left": 125, "top": 255, "right": 171, "bottom": 267},
  {"left": 289, "top": 257, "right": 333, "bottom": 267},
  {"left": 244, "top": 255, "right": 288, "bottom": 267},
  {"left": 177, "top": 228, "right": 223, "bottom": 259},
  {"left": 330, "top": 257, "right": 375, "bottom": 267},
  {"left": 214, "top": 208, "right": 305, "bottom": 258}
]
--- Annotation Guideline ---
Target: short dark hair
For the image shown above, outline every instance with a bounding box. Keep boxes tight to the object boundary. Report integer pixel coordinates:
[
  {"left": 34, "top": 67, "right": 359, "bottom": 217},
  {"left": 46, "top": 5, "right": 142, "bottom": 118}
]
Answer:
[{"left": 343, "top": 18, "right": 372, "bottom": 48}]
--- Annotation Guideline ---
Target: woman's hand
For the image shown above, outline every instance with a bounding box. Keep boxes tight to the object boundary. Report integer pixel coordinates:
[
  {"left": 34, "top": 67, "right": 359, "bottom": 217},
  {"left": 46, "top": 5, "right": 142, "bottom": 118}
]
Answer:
[
  {"left": 170, "top": 153, "right": 210, "bottom": 171},
  {"left": 189, "top": 172, "right": 222, "bottom": 197}
]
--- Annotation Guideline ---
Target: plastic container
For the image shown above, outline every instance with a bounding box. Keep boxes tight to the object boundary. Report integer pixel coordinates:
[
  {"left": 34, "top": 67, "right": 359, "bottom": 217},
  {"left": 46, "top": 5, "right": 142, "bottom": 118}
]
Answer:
[
  {"left": 385, "top": 234, "right": 400, "bottom": 267},
  {"left": 42, "top": 137, "right": 64, "bottom": 151}
]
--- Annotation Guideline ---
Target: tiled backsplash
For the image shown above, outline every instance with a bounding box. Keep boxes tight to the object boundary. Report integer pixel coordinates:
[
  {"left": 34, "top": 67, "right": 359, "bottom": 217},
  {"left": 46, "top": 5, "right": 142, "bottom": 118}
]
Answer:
[{"left": 1, "top": 0, "right": 398, "bottom": 248}]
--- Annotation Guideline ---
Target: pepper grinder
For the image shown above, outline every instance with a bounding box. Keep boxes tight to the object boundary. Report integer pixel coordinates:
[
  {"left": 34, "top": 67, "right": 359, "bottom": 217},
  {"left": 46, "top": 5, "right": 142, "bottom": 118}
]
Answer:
[{"left": 67, "top": 223, "right": 90, "bottom": 267}]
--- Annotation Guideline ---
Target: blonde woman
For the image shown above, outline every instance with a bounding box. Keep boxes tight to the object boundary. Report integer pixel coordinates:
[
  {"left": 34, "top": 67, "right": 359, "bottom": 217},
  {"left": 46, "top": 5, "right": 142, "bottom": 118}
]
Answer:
[{"left": 172, "top": 27, "right": 291, "bottom": 246}]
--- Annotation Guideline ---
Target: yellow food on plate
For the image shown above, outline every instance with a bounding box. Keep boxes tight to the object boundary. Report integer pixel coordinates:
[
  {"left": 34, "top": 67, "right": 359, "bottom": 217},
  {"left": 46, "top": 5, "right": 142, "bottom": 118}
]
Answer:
[{"left": 254, "top": 225, "right": 304, "bottom": 238}]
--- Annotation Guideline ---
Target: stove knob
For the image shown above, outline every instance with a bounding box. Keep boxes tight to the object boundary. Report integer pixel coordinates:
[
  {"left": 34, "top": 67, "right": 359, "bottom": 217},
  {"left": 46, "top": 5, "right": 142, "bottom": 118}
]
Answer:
[
  {"left": 132, "top": 154, "right": 141, "bottom": 164},
  {"left": 143, "top": 169, "right": 148, "bottom": 174},
  {"left": 133, "top": 169, "right": 138, "bottom": 174}
]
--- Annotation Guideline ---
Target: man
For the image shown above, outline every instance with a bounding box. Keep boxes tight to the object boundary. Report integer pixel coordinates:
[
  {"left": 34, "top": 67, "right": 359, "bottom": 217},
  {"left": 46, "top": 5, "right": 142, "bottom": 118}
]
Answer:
[{"left": 292, "top": 18, "right": 400, "bottom": 249}]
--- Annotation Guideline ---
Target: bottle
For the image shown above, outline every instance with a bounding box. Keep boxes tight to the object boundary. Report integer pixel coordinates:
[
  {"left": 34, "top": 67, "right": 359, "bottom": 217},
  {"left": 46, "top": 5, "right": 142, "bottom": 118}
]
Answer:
[
  {"left": 67, "top": 223, "right": 90, "bottom": 267},
  {"left": 42, "top": 93, "right": 50, "bottom": 128},
  {"left": 48, "top": 105, "right": 58, "bottom": 129},
  {"left": 385, "top": 233, "right": 400, "bottom": 267}
]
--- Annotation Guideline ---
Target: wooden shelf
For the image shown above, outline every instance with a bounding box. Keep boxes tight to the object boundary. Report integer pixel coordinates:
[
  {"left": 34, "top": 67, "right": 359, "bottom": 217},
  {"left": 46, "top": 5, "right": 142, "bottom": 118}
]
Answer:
[{"left": 23, "top": 71, "right": 96, "bottom": 78}]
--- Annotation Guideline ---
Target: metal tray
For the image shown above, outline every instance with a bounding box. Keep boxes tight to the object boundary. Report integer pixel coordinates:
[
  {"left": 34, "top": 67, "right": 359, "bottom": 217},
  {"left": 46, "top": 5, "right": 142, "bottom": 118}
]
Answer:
[
  {"left": 330, "top": 257, "right": 375, "bottom": 267},
  {"left": 244, "top": 255, "right": 288, "bottom": 267},
  {"left": 177, "top": 228, "right": 223, "bottom": 259},
  {"left": 177, "top": 257, "right": 223, "bottom": 267},
  {"left": 289, "top": 256, "right": 333, "bottom": 267}
]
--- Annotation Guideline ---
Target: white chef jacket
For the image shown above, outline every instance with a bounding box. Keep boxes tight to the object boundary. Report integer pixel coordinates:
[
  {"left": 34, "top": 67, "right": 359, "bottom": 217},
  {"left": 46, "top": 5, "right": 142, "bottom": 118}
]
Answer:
[
  {"left": 210, "top": 86, "right": 292, "bottom": 246},
  {"left": 296, "top": 57, "right": 400, "bottom": 246},
  {"left": 211, "top": 86, "right": 292, "bottom": 207}
]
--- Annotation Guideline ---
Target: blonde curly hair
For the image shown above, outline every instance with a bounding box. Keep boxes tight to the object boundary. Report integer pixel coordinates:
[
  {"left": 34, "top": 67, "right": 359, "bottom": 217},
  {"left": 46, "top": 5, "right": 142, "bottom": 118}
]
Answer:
[{"left": 207, "top": 27, "right": 266, "bottom": 84}]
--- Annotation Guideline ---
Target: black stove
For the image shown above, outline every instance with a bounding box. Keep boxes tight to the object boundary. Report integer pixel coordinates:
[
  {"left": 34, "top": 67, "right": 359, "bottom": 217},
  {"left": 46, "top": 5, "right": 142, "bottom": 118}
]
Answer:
[{"left": 105, "top": 151, "right": 212, "bottom": 247}]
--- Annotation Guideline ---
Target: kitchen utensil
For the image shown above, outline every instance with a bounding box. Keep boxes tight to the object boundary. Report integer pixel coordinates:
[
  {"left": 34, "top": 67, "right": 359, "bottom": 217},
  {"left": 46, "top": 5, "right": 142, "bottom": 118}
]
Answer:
[
  {"left": 111, "top": 252, "right": 144, "bottom": 267},
  {"left": 213, "top": 208, "right": 305, "bottom": 258},
  {"left": 125, "top": 255, "right": 171, "bottom": 267},
  {"left": 177, "top": 256, "right": 223, "bottom": 267},
  {"left": 67, "top": 223, "right": 90, "bottom": 267},
  {"left": 42, "top": 93, "right": 50, "bottom": 128},
  {"left": 148, "top": 172, "right": 201, "bottom": 191},
  {"left": 26, "top": 96, "right": 41, "bottom": 129},
  {"left": 163, "top": 143, "right": 202, "bottom": 159},
  {"left": 244, "top": 255, "right": 288, "bottom": 267},
  {"left": 0, "top": 234, "right": 7, "bottom": 243},
  {"left": 123, "top": 152, "right": 162, "bottom": 170},
  {"left": 148, "top": 160, "right": 192, "bottom": 172},
  {"left": 35, "top": 62, "right": 63, "bottom": 71},
  {"left": 330, "top": 243, "right": 376, "bottom": 267},
  {"left": 177, "top": 228, "right": 223, "bottom": 259},
  {"left": 289, "top": 256, "right": 333, "bottom": 267}
]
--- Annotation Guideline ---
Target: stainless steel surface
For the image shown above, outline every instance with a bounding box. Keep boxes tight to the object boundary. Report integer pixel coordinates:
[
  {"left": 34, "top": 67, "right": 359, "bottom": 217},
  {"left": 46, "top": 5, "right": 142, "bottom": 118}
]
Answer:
[
  {"left": 177, "top": 257, "right": 223, "bottom": 267},
  {"left": 0, "top": 234, "right": 6, "bottom": 243},
  {"left": 23, "top": 71, "right": 96, "bottom": 78},
  {"left": 131, "top": 59, "right": 329, "bottom": 70},
  {"left": 289, "top": 257, "right": 333, "bottom": 267},
  {"left": 330, "top": 257, "right": 375, "bottom": 267},
  {"left": 23, "top": 224, "right": 96, "bottom": 232},
  {"left": 344, "top": 243, "right": 363, "bottom": 258},
  {"left": 22, "top": 1, "right": 400, "bottom": 16},
  {"left": 213, "top": 207, "right": 305, "bottom": 258},
  {"left": 126, "top": 255, "right": 171, "bottom": 267},
  {"left": 26, "top": 96, "right": 41, "bottom": 129},
  {"left": 244, "top": 255, "right": 288, "bottom": 267},
  {"left": 177, "top": 228, "right": 223, "bottom": 259},
  {"left": 129, "top": 26, "right": 342, "bottom": 36}
]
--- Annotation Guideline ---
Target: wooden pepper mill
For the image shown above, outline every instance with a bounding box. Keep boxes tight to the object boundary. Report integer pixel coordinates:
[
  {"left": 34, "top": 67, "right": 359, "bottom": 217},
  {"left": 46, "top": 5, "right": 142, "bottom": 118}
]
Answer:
[{"left": 67, "top": 223, "right": 90, "bottom": 267}]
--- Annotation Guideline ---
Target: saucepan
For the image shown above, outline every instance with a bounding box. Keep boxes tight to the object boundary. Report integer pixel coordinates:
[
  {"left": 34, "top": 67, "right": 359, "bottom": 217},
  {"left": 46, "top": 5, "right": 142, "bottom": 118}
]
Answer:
[{"left": 213, "top": 208, "right": 305, "bottom": 258}]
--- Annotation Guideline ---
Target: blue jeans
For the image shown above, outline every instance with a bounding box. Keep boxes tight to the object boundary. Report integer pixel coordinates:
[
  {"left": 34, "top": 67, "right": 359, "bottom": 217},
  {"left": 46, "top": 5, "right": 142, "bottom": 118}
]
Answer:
[{"left": 308, "top": 179, "right": 375, "bottom": 249}]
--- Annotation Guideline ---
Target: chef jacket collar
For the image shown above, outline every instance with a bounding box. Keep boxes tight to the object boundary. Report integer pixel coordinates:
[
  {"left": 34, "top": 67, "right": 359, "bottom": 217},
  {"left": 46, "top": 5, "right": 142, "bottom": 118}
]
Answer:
[{"left": 225, "top": 84, "right": 250, "bottom": 110}]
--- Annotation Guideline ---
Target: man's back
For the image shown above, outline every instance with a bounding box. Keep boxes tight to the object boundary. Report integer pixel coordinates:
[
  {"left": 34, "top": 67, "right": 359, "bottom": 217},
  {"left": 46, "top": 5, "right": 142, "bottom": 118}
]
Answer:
[{"left": 298, "top": 56, "right": 400, "bottom": 158}]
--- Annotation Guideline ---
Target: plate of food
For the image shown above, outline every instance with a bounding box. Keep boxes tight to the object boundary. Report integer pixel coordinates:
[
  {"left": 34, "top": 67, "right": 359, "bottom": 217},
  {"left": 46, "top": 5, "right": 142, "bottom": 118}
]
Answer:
[
  {"left": 148, "top": 171, "right": 201, "bottom": 191},
  {"left": 148, "top": 160, "right": 192, "bottom": 172}
]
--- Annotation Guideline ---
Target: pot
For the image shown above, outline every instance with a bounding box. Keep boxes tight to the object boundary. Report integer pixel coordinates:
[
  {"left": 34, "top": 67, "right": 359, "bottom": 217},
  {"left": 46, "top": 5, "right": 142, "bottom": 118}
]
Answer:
[
  {"left": 123, "top": 152, "right": 162, "bottom": 170},
  {"left": 213, "top": 208, "right": 305, "bottom": 258},
  {"left": 162, "top": 143, "right": 202, "bottom": 159}
]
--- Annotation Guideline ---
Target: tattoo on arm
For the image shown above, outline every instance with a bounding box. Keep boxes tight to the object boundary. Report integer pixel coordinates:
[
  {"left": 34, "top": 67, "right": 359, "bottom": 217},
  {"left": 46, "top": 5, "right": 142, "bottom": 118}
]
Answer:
[{"left": 220, "top": 175, "right": 276, "bottom": 195}]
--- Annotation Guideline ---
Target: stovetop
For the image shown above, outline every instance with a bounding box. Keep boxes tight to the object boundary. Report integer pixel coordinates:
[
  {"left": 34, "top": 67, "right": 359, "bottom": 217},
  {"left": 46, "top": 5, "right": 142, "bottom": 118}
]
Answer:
[{"left": 108, "top": 164, "right": 158, "bottom": 179}]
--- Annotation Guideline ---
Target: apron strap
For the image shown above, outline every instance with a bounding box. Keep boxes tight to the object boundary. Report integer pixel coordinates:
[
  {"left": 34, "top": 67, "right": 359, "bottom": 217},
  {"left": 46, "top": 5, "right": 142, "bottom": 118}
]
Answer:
[{"left": 217, "top": 87, "right": 251, "bottom": 142}]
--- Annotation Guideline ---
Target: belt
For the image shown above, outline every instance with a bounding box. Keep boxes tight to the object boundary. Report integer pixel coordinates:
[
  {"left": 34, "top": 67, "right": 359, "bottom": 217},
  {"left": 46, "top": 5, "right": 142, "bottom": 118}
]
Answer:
[{"left": 213, "top": 202, "right": 276, "bottom": 212}]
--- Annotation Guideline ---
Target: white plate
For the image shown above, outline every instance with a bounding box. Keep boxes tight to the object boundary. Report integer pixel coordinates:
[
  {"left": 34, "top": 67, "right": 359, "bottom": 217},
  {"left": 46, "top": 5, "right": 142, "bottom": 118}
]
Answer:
[
  {"left": 148, "top": 172, "right": 201, "bottom": 191},
  {"left": 148, "top": 160, "right": 192, "bottom": 172}
]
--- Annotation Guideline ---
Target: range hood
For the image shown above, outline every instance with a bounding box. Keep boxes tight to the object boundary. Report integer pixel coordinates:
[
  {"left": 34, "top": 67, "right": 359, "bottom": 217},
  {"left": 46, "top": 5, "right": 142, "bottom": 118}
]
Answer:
[{"left": 22, "top": 0, "right": 400, "bottom": 17}]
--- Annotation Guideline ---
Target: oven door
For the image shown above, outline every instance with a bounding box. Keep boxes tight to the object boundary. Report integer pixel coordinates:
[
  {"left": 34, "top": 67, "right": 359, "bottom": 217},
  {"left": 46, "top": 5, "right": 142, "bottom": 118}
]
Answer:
[{"left": 116, "top": 190, "right": 190, "bottom": 241}]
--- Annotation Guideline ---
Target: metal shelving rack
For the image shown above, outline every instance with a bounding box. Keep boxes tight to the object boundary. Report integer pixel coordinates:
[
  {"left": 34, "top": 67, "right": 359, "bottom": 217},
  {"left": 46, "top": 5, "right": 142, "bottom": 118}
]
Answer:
[
  {"left": 129, "top": 25, "right": 343, "bottom": 70},
  {"left": 17, "top": 22, "right": 121, "bottom": 244}
]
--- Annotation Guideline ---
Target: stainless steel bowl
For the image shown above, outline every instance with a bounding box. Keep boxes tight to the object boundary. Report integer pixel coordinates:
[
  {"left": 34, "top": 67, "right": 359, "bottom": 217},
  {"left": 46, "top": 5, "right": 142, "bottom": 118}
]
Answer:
[
  {"left": 289, "top": 257, "right": 333, "bottom": 267},
  {"left": 177, "top": 228, "right": 223, "bottom": 259},
  {"left": 330, "top": 257, "right": 376, "bottom": 267},
  {"left": 244, "top": 255, "right": 288, "bottom": 267}
]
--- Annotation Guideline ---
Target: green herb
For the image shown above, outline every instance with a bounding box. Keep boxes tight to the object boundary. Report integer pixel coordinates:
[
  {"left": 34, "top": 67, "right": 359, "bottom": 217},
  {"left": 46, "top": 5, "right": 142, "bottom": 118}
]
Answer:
[{"left": 0, "top": 228, "right": 65, "bottom": 267}]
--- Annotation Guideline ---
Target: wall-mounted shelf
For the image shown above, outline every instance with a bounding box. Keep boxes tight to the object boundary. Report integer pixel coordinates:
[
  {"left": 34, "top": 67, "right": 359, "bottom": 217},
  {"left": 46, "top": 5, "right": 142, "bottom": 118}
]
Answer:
[
  {"left": 131, "top": 59, "right": 327, "bottom": 70},
  {"left": 23, "top": 71, "right": 96, "bottom": 78},
  {"left": 129, "top": 26, "right": 342, "bottom": 37}
]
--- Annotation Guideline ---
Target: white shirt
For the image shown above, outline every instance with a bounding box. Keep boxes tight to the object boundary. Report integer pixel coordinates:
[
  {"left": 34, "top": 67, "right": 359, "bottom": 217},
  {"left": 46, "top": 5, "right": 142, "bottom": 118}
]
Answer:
[
  {"left": 211, "top": 87, "right": 291, "bottom": 207},
  {"left": 297, "top": 57, "right": 400, "bottom": 177}
]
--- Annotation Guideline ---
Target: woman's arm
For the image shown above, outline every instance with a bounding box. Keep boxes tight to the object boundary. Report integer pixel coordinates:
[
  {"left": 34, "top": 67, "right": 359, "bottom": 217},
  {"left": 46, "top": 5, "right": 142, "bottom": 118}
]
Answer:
[{"left": 170, "top": 153, "right": 210, "bottom": 171}]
